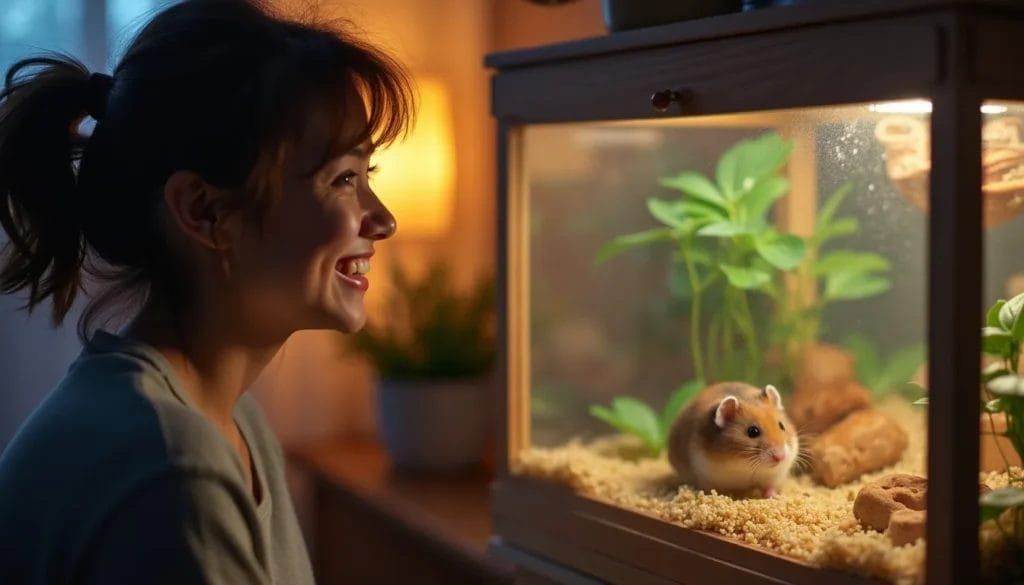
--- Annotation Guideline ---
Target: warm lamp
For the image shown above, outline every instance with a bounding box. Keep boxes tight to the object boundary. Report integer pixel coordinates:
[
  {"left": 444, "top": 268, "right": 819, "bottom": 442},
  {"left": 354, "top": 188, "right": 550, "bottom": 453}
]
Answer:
[{"left": 371, "top": 78, "right": 456, "bottom": 237}]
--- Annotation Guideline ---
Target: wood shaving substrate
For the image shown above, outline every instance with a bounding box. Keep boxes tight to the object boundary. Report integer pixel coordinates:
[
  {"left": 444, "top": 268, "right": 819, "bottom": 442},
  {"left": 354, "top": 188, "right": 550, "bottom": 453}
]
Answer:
[{"left": 513, "top": 398, "right": 1016, "bottom": 585}]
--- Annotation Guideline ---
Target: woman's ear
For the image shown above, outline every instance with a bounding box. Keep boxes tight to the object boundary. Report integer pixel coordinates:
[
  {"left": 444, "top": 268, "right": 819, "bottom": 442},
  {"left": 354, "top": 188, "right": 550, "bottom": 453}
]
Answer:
[{"left": 162, "top": 170, "right": 237, "bottom": 251}]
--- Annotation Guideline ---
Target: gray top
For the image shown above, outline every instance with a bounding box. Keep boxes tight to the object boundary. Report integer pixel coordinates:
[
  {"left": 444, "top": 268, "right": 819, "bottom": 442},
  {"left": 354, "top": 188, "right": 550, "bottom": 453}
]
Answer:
[{"left": 0, "top": 331, "right": 315, "bottom": 584}]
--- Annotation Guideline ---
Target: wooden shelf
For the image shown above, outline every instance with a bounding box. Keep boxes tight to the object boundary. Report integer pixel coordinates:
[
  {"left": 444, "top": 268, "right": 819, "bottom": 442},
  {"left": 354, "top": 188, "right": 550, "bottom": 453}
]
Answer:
[{"left": 287, "top": 439, "right": 514, "bottom": 585}]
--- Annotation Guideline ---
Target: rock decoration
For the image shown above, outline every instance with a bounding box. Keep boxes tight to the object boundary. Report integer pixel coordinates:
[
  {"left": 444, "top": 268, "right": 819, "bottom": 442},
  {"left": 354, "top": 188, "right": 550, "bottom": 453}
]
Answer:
[
  {"left": 789, "top": 344, "right": 872, "bottom": 436},
  {"left": 809, "top": 410, "right": 908, "bottom": 487},
  {"left": 876, "top": 114, "right": 1024, "bottom": 227},
  {"left": 854, "top": 474, "right": 991, "bottom": 546}
]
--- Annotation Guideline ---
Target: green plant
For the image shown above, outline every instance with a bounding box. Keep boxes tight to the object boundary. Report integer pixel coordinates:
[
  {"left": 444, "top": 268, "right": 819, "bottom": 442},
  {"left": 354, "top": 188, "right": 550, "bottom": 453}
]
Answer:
[
  {"left": 589, "top": 380, "right": 703, "bottom": 456},
  {"left": 843, "top": 334, "right": 925, "bottom": 400},
  {"left": 594, "top": 131, "right": 891, "bottom": 388},
  {"left": 977, "top": 294, "right": 1024, "bottom": 532},
  {"left": 350, "top": 261, "right": 496, "bottom": 380},
  {"left": 916, "top": 293, "right": 1024, "bottom": 545}
]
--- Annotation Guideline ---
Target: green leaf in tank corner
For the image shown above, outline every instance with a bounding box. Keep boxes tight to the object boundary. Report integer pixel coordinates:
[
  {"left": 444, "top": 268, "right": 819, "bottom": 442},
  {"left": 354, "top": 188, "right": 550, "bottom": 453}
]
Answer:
[
  {"left": 697, "top": 221, "right": 756, "bottom": 237},
  {"left": 824, "top": 271, "right": 891, "bottom": 301},
  {"left": 813, "top": 251, "right": 890, "bottom": 277},
  {"left": 982, "top": 327, "right": 1015, "bottom": 356},
  {"left": 754, "top": 230, "right": 806, "bottom": 271},
  {"left": 593, "top": 227, "right": 675, "bottom": 264},
  {"left": 659, "top": 172, "right": 729, "bottom": 208},
  {"left": 987, "top": 299, "right": 1007, "bottom": 329},
  {"left": 980, "top": 487, "right": 1024, "bottom": 523},
  {"left": 611, "top": 397, "right": 662, "bottom": 449},
  {"left": 987, "top": 374, "right": 1024, "bottom": 397},
  {"left": 998, "top": 293, "right": 1024, "bottom": 333},
  {"left": 913, "top": 397, "right": 929, "bottom": 405},
  {"left": 720, "top": 264, "right": 771, "bottom": 289},
  {"left": 647, "top": 198, "right": 688, "bottom": 228}
]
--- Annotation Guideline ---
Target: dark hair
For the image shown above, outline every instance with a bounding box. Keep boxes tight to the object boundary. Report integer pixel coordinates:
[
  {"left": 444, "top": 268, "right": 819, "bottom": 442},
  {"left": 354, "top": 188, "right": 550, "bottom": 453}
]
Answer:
[{"left": 0, "top": 0, "right": 413, "bottom": 339}]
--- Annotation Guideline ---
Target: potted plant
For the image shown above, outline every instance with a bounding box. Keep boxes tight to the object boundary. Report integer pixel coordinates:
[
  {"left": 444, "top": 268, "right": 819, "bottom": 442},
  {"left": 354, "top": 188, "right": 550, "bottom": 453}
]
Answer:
[{"left": 351, "top": 260, "right": 497, "bottom": 472}]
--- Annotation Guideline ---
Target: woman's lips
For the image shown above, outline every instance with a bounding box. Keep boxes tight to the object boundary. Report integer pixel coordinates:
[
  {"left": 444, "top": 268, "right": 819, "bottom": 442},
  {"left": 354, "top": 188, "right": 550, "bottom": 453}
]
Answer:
[{"left": 336, "top": 255, "right": 371, "bottom": 292}]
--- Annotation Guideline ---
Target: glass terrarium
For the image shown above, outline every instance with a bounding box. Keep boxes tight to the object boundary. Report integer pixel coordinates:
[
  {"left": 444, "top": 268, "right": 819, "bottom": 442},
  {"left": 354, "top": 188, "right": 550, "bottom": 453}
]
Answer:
[{"left": 487, "top": 2, "right": 1024, "bottom": 585}]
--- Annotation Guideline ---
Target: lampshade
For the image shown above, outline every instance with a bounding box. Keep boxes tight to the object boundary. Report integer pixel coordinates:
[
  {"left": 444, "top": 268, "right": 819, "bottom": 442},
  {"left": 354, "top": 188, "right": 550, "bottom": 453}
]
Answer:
[{"left": 371, "top": 78, "right": 456, "bottom": 237}]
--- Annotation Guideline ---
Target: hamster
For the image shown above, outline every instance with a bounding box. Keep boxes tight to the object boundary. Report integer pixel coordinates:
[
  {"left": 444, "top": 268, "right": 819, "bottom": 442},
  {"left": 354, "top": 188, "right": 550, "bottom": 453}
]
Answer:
[{"left": 666, "top": 382, "right": 799, "bottom": 498}]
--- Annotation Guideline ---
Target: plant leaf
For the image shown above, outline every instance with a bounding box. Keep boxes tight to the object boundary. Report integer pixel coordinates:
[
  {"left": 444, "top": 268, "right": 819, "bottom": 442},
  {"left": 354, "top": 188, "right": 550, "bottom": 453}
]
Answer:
[
  {"left": 815, "top": 217, "right": 859, "bottom": 245},
  {"left": 982, "top": 327, "right": 1014, "bottom": 356},
  {"left": 983, "top": 363, "right": 1012, "bottom": 383},
  {"left": 697, "top": 221, "right": 756, "bottom": 237},
  {"left": 720, "top": 264, "right": 771, "bottom": 290},
  {"left": 590, "top": 405, "right": 627, "bottom": 431},
  {"left": 987, "top": 300, "right": 1007, "bottom": 329},
  {"left": 988, "top": 374, "right": 1024, "bottom": 397},
  {"left": 983, "top": 398, "right": 1006, "bottom": 413},
  {"left": 824, "top": 271, "right": 892, "bottom": 301},
  {"left": 661, "top": 380, "right": 703, "bottom": 434},
  {"left": 594, "top": 228, "right": 675, "bottom": 263},
  {"left": 816, "top": 182, "right": 853, "bottom": 230},
  {"left": 680, "top": 198, "right": 729, "bottom": 222},
  {"left": 813, "top": 251, "right": 890, "bottom": 277},
  {"left": 980, "top": 487, "right": 1024, "bottom": 523},
  {"left": 660, "top": 172, "right": 728, "bottom": 208},
  {"left": 875, "top": 344, "right": 926, "bottom": 394},
  {"left": 998, "top": 293, "right": 1024, "bottom": 332},
  {"left": 611, "top": 397, "right": 662, "bottom": 451},
  {"left": 647, "top": 198, "right": 688, "bottom": 228},
  {"left": 741, "top": 176, "right": 789, "bottom": 222},
  {"left": 715, "top": 132, "right": 792, "bottom": 200},
  {"left": 913, "top": 397, "right": 929, "bottom": 405},
  {"left": 844, "top": 334, "right": 882, "bottom": 391},
  {"left": 754, "top": 231, "right": 806, "bottom": 271}
]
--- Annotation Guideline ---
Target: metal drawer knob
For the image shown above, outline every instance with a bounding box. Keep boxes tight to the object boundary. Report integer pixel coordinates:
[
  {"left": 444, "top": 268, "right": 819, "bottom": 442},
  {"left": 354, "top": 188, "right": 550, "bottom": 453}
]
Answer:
[{"left": 651, "top": 89, "right": 692, "bottom": 112}]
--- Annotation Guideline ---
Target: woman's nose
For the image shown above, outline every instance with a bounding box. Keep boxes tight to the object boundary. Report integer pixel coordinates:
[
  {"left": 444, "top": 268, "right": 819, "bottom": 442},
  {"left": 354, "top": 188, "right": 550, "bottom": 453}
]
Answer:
[{"left": 360, "top": 199, "right": 397, "bottom": 240}]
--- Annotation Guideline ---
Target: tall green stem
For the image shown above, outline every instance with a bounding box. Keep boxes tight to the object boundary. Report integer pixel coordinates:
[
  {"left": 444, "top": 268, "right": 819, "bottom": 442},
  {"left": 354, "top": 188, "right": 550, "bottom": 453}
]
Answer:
[
  {"left": 735, "top": 290, "right": 761, "bottom": 380},
  {"left": 681, "top": 243, "right": 705, "bottom": 384}
]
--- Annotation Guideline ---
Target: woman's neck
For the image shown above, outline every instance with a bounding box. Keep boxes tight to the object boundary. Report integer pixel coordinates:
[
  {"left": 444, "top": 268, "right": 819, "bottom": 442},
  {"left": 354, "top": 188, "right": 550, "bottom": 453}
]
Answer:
[{"left": 124, "top": 300, "right": 283, "bottom": 431}]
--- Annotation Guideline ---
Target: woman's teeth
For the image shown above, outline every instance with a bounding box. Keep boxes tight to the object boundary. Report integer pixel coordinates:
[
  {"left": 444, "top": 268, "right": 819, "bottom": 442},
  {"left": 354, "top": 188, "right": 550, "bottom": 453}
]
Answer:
[{"left": 341, "top": 258, "right": 370, "bottom": 276}]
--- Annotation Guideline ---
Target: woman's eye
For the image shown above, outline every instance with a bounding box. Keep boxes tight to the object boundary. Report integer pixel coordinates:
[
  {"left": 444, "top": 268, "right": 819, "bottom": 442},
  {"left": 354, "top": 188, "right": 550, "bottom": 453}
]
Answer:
[
  {"left": 368, "top": 164, "right": 379, "bottom": 176},
  {"left": 332, "top": 171, "right": 358, "bottom": 188}
]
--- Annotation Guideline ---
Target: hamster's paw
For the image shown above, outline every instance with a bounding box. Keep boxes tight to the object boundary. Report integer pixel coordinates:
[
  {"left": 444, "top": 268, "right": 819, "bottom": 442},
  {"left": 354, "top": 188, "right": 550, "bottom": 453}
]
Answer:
[{"left": 761, "top": 486, "right": 780, "bottom": 499}]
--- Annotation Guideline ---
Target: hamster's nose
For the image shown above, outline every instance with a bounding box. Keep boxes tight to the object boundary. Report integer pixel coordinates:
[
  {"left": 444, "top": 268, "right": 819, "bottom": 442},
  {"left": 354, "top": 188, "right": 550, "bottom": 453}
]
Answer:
[{"left": 769, "top": 446, "right": 786, "bottom": 463}]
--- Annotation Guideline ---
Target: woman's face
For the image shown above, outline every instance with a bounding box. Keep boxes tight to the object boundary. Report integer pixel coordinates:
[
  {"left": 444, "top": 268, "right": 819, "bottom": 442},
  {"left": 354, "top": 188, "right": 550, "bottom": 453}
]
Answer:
[{"left": 227, "top": 105, "right": 396, "bottom": 340}]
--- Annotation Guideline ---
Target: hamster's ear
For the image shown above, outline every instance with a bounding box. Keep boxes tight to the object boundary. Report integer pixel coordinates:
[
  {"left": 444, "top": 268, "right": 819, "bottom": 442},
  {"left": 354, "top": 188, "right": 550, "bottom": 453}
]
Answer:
[
  {"left": 764, "top": 385, "right": 783, "bottom": 410},
  {"left": 714, "top": 396, "right": 739, "bottom": 428}
]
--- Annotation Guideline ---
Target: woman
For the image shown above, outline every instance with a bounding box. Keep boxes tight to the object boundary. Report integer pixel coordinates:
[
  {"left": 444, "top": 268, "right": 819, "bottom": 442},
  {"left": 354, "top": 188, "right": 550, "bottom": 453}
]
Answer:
[{"left": 0, "top": 0, "right": 413, "bottom": 583}]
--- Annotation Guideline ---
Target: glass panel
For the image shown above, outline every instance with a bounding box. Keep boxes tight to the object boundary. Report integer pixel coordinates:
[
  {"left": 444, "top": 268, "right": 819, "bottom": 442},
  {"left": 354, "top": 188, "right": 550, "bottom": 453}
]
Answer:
[
  {"left": 513, "top": 103, "right": 930, "bottom": 581},
  {"left": 980, "top": 100, "right": 1024, "bottom": 581}
]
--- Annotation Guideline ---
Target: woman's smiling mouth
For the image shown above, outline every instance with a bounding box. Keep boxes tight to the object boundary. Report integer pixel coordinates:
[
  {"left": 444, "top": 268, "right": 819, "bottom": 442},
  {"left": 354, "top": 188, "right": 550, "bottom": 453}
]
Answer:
[{"left": 335, "top": 254, "right": 371, "bottom": 291}]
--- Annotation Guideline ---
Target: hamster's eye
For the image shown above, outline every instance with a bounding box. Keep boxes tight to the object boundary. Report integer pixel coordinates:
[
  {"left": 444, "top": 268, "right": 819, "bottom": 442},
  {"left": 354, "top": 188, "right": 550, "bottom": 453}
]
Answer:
[
  {"left": 746, "top": 425, "right": 761, "bottom": 439},
  {"left": 779, "top": 421, "right": 786, "bottom": 431}
]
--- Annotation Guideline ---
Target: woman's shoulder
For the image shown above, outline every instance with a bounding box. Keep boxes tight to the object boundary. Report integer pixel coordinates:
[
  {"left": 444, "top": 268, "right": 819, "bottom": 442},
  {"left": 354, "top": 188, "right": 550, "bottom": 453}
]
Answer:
[{"left": 0, "top": 344, "right": 247, "bottom": 517}]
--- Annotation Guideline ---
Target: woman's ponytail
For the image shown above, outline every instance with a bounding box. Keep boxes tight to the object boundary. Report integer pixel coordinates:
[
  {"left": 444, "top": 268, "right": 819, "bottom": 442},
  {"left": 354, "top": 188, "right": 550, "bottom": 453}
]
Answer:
[{"left": 0, "top": 55, "right": 98, "bottom": 324}]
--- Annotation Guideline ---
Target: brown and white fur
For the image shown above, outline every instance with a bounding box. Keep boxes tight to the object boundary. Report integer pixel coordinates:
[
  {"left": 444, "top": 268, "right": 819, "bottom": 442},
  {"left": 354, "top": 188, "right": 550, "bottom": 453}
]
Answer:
[{"left": 666, "top": 382, "right": 798, "bottom": 498}]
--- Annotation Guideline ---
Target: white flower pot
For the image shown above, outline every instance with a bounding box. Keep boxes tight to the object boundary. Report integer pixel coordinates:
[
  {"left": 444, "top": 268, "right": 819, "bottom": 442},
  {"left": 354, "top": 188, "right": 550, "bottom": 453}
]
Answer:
[{"left": 376, "top": 377, "right": 491, "bottom": 472}]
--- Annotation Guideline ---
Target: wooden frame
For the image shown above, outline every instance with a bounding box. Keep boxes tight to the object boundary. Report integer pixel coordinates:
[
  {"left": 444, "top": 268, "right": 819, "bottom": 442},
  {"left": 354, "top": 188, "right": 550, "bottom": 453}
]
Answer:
[{"left": 489, "top": 2, "right": 1024, "bottom": 584}]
